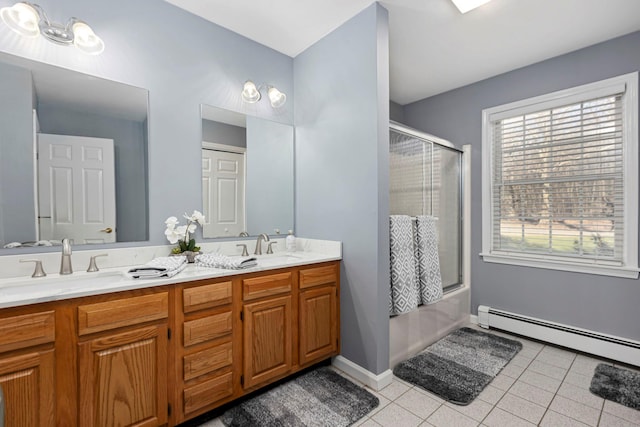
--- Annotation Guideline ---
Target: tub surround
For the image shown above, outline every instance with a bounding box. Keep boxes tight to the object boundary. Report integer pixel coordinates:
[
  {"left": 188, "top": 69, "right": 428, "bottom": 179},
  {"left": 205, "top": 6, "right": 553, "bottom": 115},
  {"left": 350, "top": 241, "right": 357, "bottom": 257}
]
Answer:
[{"left": 0, "top": 238, "right": 341, "bottom": 308}]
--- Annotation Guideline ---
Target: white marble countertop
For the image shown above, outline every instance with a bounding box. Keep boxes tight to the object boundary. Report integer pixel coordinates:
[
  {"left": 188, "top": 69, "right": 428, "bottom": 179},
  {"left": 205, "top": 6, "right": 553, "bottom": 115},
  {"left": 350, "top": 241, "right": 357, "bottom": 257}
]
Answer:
[{"left": 0, "top": 238, "right": 341, "bottom": 309}]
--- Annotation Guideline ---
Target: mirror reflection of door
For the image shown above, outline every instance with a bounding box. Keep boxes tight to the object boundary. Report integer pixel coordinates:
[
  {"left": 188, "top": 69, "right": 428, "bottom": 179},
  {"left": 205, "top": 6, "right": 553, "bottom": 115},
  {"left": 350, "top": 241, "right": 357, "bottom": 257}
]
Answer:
[
  {"left": 202, "top": 144, "right": 246, "bottom": 238},
  {"left": 37, "top": 133, "right": 116, "bottom": 244}
]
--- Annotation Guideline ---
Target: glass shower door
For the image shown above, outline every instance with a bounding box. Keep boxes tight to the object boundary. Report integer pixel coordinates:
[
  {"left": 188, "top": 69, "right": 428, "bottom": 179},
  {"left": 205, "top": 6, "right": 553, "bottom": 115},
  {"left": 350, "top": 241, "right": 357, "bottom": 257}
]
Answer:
[{"left": 389, "top": 128, "right": 462, "bottom": 290}]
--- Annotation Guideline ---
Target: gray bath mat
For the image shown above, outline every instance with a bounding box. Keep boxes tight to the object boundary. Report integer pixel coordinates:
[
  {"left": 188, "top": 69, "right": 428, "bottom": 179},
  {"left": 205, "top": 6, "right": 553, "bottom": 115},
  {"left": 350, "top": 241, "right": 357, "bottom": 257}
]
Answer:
[
  {"left": 221, "top": 367, "right": 379, "bottom": 426},
  {"left": 590, "top": 364, "right": 640, "bottom": 410},
  {"left": 393, "top": 327, "right": 522, "bottom": 405}
]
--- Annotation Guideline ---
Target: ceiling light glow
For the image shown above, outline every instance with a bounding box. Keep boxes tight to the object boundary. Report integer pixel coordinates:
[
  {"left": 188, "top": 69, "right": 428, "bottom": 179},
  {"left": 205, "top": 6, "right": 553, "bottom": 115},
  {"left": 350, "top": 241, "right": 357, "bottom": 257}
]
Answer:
[{"left": 451, "top": 0, "right": 492, "bottom": 14}]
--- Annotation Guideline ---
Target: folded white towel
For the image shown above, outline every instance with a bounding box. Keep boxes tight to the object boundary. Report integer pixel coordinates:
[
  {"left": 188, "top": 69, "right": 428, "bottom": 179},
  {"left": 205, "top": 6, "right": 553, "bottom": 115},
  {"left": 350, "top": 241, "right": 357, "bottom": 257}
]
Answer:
[
  {"left": 128, "top": 256, "right": 187, "bottom": 279},
  {"left": 195, "top": 253, "right": 258, "bottom": 270},
  {"left": 3, "top": 242, "right": 22, "bottom": 248}
]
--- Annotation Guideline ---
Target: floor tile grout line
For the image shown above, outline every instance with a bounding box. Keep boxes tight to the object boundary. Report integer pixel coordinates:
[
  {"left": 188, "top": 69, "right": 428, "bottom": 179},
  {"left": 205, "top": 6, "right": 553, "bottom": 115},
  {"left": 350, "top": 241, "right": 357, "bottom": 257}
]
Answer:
[{"left": 476, "top": 337, "right": 541, "bottom": 426}]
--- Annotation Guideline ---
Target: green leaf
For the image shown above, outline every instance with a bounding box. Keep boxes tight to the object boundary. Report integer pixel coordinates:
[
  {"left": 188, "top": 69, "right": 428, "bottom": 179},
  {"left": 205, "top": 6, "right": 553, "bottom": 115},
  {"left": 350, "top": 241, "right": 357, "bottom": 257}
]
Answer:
[{"left": 187, "top": 238, "right": 196, "bottom": 251}]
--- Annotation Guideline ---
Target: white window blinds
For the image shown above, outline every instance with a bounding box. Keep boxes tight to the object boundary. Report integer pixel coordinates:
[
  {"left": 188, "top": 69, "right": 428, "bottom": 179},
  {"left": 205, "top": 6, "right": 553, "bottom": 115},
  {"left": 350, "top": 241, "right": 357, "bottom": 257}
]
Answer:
[{"left": 490, "top": 92, "right": 624, "bottom": 263}]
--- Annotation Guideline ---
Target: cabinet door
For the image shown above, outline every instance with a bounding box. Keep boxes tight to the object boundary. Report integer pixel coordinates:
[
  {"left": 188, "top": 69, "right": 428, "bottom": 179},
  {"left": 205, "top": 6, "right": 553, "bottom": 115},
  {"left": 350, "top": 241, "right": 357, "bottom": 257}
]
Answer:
[
  {"left": 299, "top": 286, "right": 338, "bottom": 365},
  {"left": 78, "top": 325, "right": 168, "bottom": 427},
  {"left": 243, "top": 295, "right": 292, "bottom": 389},
  {"left": 0, "top": 349, "right": 55, "bottom": 427}
]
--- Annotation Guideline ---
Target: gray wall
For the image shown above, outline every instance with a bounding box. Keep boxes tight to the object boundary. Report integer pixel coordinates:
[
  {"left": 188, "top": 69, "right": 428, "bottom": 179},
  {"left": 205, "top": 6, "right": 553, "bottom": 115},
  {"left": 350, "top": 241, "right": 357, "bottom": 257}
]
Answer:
[
  {"left": 202, "top": 119, "right": 246, "bottom": 148},
  {"left": 294, "top": 4, "right": 391, "bottom": 375},
  {"left": 37, "top": 103, "right": 148, "bottom": 242},
  {"left": 403, "top": 31, "right": 640, "bottom": 341},
  {"left": 0, "top": 0, "right": 293, "bottom": 249},
  {"left": 390, "top": 101, "right": 404, "bottom": 123},
  {"left": 246, "top": 116, "right": 294, "bottom": 235},
  {"left": 0, "top": 62, "right": 36, "bottom": 244}
]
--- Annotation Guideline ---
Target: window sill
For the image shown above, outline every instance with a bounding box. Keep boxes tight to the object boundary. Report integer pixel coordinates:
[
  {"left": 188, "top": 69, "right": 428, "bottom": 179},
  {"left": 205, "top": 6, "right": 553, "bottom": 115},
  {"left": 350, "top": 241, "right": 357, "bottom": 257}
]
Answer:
[{"left": 479, "top": 253, "right": 639, "bottom": 279}]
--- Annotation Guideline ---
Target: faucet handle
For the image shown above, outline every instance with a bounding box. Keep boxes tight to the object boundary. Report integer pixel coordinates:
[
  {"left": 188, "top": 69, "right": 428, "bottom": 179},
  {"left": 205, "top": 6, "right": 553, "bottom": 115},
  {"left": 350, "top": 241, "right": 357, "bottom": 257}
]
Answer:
[
  {"left": 87, "top": 253, "right": 108, "bottom": 272},
  {"left": 267, "top": 241, "right": 277, "bottom": 254},
  {"left": 20, "top": 259, "right": 47, "bottom": 278},
  {"left": 236, "top": 244, "right": 249, "bottom": 257}
]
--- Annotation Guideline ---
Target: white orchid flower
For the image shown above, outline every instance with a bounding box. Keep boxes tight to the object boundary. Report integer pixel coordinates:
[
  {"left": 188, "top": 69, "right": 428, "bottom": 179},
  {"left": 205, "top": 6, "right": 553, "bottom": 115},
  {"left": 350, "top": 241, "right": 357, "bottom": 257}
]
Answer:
[
  {"left": 165, "top": 226, "right": 181, "bottom": 244},
  {"left": 175, "top": 225, "right": 188, "bottom": 238},
  {"left": 165, "top": 216, "right": 178, "bottom": 230},
  {"left": 191, "top": 210, "right": 205, "bottom": 225},
  {"left": 166, "top": 210, "right": 204, "bottom": 250}
]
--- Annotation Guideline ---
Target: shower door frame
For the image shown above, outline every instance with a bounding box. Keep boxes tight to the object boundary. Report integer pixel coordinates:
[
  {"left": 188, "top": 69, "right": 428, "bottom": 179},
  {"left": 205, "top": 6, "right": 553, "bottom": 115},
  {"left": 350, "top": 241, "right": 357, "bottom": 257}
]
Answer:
[{"left": 389, "top": 121, "right": 464, "bottom": 291}]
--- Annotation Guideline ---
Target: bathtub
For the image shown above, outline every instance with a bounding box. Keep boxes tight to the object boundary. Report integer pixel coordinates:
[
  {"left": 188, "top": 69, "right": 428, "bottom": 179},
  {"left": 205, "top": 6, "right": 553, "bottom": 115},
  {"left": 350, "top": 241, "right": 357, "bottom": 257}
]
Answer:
[{"left": 389, "top": 285, "right": 470, "bottom": 368}]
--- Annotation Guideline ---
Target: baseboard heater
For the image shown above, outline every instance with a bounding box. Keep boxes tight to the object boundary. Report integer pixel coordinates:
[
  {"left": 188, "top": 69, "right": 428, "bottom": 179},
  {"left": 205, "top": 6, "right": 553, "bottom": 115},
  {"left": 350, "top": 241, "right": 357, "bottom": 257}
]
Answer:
[{"left": 477, "top": 305, "right": 640, "bottom": 367}]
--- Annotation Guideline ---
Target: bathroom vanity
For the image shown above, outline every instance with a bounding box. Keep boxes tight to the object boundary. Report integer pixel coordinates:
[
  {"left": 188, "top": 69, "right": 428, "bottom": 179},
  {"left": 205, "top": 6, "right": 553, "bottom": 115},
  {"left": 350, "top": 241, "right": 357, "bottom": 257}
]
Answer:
[{"left": 0, "top": 251, "right": 340, "bottom": 426}]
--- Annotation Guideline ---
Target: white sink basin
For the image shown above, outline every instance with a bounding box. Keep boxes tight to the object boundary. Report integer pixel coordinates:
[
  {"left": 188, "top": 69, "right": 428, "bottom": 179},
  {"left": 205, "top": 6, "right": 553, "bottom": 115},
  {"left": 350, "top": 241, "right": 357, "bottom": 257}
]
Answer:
[
  {"left": 256, "top": 253, "right": 304, "bottom": 266},
  {"left": 0, "top": 270, "right": 129, "bottom": 300}
]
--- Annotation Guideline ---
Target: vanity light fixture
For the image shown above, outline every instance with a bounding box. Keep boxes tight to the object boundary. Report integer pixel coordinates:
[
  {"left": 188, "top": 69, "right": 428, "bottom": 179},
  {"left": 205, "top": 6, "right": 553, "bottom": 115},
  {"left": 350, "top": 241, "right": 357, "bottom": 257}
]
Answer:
[
  {"left": 241, "top": 80, "right": 287, "bottom": 108},
  {"left": 241, "top": 80, "right": 261, "bottom": 103},
  {"left": 450, "top": 0, "right": 492, "bottom": 13},
  {"left": 267, "top": 86, "right": 286, "bottom": 108},
  {"left": 0, "top": 2, "right": 104, "bottom": 54}
]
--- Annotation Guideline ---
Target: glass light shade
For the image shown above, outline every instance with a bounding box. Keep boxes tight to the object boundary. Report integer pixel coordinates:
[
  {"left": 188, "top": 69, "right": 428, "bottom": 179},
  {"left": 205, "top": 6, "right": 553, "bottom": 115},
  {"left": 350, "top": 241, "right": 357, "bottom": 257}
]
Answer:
[
  {"left": 241, "top": 81, "right": 261, "bottom": 103},
  {"left": 0, "top": 2, "right": 40, "bottom": 38},
  {"left": 268, "top": 86, "right": 286, "bottom": 108},
  {"left": 72, "top": 21, "right": 104, "bottom": 55}
]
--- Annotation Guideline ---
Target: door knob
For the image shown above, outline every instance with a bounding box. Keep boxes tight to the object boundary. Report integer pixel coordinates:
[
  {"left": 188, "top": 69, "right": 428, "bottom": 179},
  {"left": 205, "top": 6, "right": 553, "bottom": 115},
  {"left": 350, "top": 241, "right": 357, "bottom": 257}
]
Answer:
[{"left": 100, "top": 227, "right": 113, "bottom": 233}]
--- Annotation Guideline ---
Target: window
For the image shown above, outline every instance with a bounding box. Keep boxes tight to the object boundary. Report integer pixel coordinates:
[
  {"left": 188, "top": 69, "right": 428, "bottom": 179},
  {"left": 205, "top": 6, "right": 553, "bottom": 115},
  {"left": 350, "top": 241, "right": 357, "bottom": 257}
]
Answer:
[{"left": 481, "top": 73, "right": 638, "bottom": 278}]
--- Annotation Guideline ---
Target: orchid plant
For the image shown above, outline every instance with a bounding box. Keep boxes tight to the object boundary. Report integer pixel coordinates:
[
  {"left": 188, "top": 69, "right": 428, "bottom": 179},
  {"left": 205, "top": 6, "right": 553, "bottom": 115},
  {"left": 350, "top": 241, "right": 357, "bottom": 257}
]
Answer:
[{"left": 165, "top": 210, "right": 206, "bottom": 254}]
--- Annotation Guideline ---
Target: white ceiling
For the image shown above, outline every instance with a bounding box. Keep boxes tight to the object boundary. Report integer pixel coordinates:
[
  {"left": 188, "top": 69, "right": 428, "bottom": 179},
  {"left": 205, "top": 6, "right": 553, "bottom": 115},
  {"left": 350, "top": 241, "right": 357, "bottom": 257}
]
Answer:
[{"left": 166, "top": 0, "right": 640, "bottom": 105}]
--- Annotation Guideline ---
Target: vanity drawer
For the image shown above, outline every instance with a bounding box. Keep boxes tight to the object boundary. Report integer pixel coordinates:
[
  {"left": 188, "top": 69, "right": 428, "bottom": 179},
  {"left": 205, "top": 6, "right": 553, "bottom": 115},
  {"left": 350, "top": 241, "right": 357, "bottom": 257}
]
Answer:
[
  {"left": 183, "top": 371, "right": 233, "bottom": 415},
  {"left": 183, "top": 312, "right": 232, "bottom": 347},
  {"left": 183, "top": 281, "right": 232, "bottom": 313},
  {"left": 299, "top": 265, "right": 338, "bottom": 289},
  {"left": 183, "top": 341, "right": 233, "bottom": 381},
  {"left": 77, "top": 292, "right": 168, "bottom": 336},
  {"left": 0, "top": 310, "right": 55, "bottom": 353},
  {"left": 242, "top": 272, "right": 292, "bottom": 301}
]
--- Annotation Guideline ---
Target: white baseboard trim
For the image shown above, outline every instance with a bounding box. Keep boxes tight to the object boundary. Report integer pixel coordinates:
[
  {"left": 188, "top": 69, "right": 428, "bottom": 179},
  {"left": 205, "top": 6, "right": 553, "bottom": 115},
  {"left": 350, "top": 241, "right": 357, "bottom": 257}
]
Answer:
[
  {"left": 469, "top": 314, "right": 478, "bottom": 324},
  {"left": 331, "top": 355, "right": 393, "bottom": 391}
]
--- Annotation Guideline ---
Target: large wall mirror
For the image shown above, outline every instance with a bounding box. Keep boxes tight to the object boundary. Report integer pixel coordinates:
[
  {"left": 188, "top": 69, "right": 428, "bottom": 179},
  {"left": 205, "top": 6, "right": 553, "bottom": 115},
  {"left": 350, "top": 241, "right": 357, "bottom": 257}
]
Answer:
[
  {"left": 0, "top": 52, "right": 149, "bottom": 250},
  {"left": 201, "top": 104, "right": 294, "bottom": 238}
]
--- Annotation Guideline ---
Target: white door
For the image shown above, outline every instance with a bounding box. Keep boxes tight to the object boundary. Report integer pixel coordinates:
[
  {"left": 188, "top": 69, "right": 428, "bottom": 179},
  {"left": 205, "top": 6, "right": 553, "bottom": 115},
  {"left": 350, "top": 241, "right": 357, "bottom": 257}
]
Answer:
[
  {"left": 37, "top": 134, "right": 116, "bottom": 244},
  {"left": 202, "top": 149, "right": 246, "bottom": 238}
]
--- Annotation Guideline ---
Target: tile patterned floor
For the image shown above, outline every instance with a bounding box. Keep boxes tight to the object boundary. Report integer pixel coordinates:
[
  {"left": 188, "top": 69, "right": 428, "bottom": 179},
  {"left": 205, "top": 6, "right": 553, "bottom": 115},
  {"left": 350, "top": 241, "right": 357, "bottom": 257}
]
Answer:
[
  {"left": 354, "top": 326, "right": 640, "bottom": 427},
  {"left": 199, "top": 324, "right": 640, "bottom": 427}
]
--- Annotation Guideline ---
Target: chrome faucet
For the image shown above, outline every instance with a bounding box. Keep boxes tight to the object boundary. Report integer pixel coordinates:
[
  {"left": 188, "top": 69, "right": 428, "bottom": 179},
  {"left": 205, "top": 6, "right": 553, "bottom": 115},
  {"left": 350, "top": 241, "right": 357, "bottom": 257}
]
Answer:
[
  {"left": 254, "top": 233, "right": 270, "bottom": 255},
  {"left": 60, "top": 238, "right": 73, "bottom": 275}
]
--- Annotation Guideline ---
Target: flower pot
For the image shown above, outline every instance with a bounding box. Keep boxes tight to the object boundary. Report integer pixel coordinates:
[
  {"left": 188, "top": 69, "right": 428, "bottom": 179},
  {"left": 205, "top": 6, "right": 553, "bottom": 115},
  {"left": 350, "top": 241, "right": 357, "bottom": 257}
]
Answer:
[{"left": 171, "top": 251, "right": 200, "bottom": 263}]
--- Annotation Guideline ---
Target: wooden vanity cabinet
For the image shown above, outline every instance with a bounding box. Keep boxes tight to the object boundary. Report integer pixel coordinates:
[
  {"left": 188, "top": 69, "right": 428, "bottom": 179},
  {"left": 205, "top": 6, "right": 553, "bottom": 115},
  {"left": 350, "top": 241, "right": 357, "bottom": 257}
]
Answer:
[
  {"left": 0, "top": 309, "right": 56, "bottom": 427},
  {"left": 172, "top": 279, "right": 237, "bottom": 424},
  {"left": 0, "top": 259, "right": 339, "bottom": 427},
  {"left": 76, "top": 291, "right": 169, "bottom": 427},
  {"left": 241, "top": 271, "right": 294, "bottom": 389},
  {"left": 298, "top": 264, "right": 339, "bottom": 366}
]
